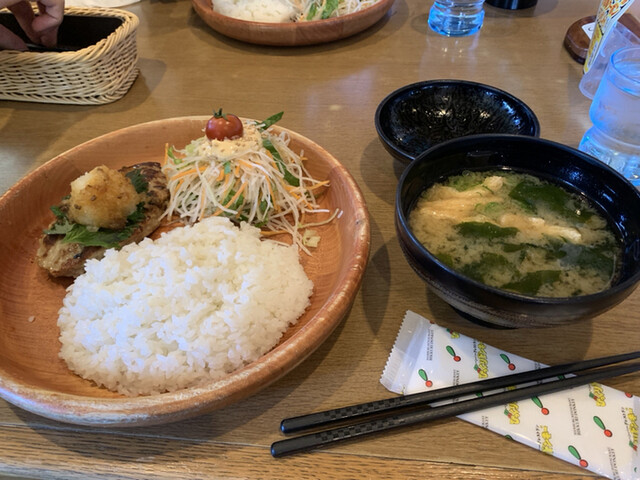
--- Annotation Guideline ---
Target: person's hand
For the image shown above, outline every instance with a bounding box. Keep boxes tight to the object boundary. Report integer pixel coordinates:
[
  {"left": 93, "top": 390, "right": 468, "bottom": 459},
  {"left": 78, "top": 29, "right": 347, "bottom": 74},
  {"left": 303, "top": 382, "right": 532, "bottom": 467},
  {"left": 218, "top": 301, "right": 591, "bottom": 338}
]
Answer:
[{"left": 0, "top": 0, "right": 64, "bottom": 50}]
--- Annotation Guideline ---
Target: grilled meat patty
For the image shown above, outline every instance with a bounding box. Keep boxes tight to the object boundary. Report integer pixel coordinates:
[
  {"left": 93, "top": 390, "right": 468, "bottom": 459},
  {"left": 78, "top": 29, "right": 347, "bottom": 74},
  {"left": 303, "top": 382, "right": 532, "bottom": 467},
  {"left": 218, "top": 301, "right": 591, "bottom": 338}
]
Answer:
[{"left": 37, "top": 162, "right": 169, "bottom": 278}]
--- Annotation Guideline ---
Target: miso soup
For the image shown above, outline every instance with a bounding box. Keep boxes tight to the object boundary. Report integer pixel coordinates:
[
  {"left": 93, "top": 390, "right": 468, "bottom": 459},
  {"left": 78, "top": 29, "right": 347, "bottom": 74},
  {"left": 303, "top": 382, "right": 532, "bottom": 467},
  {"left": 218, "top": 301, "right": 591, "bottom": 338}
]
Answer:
[{"left": 409, "top": 170, "right": 621, "bottom": 297}]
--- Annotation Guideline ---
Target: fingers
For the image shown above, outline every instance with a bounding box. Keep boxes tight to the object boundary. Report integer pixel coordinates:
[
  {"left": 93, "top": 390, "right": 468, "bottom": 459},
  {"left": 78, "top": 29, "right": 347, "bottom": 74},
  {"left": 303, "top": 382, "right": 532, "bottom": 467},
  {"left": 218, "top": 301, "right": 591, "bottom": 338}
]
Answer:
[
  {"left": 0, "top": 23, "right": 28, "bottom": 50},
  {"left": 2, "top": 0, "right": 63, "bottom": 49},
  {"left": 33, "top": 0, "right": 64, "bottom": 47},
  {"left": 6, "top": 1, "right": 38, "bottom": 40},
  {"left": 34, "top": 0, "right": 64, "bottom": 31}
]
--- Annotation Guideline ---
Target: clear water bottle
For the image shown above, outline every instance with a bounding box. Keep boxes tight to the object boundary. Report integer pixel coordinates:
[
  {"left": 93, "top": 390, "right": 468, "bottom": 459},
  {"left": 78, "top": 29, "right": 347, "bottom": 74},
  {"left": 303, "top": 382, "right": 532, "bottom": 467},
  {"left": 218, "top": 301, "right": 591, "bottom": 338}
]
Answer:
[
  {"left": 579, "top": 46, "right": 640, "bottom": 187},
  {"left": 428, "top": 0, "right": 485, "bottom": 37}
]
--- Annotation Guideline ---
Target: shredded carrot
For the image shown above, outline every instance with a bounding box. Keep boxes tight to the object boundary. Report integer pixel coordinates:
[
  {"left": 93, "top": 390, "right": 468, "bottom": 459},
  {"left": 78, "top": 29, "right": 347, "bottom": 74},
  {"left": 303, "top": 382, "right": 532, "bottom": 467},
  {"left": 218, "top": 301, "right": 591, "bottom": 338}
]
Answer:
[
  {"left": 170, "top": 165, "right": 207, "bottom": 182},
  {"left": 213, "top": 182, "right": 247, "bottom": 216},
  {"left": 225, "top": 182, "right": 247, "bottom": 207},
  {"left": 238, "top": 159, "right": 254, "bottom": 170},
  {"left": 162, "top": 143, "right": 169, "bottom": 167}
]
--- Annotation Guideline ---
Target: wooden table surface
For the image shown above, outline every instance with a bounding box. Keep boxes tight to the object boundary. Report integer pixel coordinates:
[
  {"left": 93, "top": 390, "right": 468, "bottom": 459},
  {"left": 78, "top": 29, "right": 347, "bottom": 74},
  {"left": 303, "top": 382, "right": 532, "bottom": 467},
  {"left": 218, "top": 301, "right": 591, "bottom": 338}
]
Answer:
[{"left": 2, "top": 0, "right": 640, "bottom": 478}]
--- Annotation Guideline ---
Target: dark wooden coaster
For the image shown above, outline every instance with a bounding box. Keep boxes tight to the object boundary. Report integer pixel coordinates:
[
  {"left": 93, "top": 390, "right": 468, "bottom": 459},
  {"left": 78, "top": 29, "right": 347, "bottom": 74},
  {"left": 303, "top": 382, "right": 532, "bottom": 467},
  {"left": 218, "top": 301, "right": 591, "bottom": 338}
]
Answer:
[{"left": 564, "top": 13, "right": 640, "bottom": 64}]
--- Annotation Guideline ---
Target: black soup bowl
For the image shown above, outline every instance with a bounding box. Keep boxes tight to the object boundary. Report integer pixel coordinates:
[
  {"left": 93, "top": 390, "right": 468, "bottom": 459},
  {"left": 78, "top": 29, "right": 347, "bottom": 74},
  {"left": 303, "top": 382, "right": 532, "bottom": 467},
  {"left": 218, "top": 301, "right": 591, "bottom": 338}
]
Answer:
[
  {"left": 375, "top": 80, "right": 540, "bottom": 164},
  {"left": 395, "top": 134, "right": 640, "bottom": 328}
]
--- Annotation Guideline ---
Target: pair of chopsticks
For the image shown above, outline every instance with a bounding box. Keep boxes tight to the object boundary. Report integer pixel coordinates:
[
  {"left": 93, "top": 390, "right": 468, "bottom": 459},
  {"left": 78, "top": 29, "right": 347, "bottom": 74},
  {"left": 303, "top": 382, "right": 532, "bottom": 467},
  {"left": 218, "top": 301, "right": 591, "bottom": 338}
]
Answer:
[{"left": 271, "top": 351, "right": 640, "bottom": 457}]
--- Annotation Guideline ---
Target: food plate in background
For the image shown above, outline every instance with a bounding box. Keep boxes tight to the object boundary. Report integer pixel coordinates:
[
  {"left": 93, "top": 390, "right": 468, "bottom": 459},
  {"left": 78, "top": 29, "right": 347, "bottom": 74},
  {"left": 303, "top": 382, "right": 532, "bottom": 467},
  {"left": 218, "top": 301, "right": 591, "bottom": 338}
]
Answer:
[
  {"left": 0, "top": 116, "right": 370, "bottom": 426},
  {"left": 191, "top": 0, "right": 394, "bottom": 46}
]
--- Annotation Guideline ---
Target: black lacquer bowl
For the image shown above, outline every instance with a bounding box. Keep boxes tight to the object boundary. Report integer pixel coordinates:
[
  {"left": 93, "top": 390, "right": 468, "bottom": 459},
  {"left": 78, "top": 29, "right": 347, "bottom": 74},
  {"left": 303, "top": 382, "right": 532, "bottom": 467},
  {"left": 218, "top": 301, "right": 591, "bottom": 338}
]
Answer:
[
  {"left": 376, "top": 80, "right": 540, "bottom": 164},
  {"left": 395, "top": 134, "right": 640, "bottom": 328}
]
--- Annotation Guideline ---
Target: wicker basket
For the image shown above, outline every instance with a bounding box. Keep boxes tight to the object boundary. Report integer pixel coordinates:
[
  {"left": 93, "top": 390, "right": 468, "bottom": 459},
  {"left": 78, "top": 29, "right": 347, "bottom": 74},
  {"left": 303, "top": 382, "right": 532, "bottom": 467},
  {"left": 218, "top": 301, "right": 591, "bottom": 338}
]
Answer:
[{"left": 0, "top": 7, "right": 139, "bottom": 105}]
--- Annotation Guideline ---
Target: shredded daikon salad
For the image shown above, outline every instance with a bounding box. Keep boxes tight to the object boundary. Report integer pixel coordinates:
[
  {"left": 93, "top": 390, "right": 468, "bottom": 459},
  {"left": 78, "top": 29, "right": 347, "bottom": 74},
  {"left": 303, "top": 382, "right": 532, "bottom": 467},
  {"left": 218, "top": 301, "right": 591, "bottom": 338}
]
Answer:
[
  {"left": 295, "top": 0, "right": 379, "bottom": 21},
  {"left": 162, "top": 112, "right": 336, "bottom": 253}
]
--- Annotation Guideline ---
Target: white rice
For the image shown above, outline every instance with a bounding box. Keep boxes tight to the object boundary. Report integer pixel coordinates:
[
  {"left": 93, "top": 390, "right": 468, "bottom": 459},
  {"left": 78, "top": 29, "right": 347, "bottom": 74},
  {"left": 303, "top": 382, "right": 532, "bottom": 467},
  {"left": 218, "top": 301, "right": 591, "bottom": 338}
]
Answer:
[
  {"left": 57, "top": 217, "right": 313, "bottom": 396},
  {"left": 212, "top": 0, "right": 299, "bottom": 22}
]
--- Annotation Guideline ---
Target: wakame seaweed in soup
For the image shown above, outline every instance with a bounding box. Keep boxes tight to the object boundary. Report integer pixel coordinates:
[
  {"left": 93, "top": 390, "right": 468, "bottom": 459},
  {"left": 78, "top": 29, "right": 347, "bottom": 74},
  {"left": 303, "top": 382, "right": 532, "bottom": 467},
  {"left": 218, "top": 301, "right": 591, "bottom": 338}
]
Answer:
[{"left": 408, "top": 170, "right": 621, "bottom": 297}]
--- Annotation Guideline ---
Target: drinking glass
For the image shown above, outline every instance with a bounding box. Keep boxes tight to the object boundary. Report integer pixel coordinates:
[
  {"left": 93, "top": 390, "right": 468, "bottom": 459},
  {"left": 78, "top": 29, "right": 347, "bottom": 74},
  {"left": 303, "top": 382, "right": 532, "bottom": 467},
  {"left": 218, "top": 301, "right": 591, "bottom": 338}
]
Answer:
[{"left": 579, "top": 46, "right": 640, "bottom": 186}]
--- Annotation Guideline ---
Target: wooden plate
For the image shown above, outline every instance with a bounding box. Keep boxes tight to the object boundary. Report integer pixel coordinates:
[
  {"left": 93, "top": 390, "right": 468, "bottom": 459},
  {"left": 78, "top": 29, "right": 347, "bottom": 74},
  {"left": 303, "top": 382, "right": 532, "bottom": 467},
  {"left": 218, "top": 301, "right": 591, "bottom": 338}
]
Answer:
[
  {"left": 191, "top": 0, "right": 394, "bottom": 46},
  {"left": 0, "top": 116, "right": 370, "bottom": 426}
]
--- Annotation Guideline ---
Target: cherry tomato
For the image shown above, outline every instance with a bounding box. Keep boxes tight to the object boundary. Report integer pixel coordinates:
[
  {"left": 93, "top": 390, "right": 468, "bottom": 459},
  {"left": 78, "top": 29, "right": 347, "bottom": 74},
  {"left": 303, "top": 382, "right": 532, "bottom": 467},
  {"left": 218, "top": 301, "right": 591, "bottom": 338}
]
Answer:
[{"left": 205, "top": 109, "right": 243, "bottom": 141}]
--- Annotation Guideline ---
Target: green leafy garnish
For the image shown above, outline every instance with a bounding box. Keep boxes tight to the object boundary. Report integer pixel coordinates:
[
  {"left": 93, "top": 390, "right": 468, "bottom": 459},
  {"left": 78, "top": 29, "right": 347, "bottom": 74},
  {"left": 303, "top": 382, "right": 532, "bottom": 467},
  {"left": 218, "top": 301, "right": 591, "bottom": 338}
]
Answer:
[
  {"left": 44, "top": 203, "right": 146, "bottom": 249},
  {"left": 434, "top": 252, "right": 455, "bottom": 267},
  {"left": 321, "top": 0, "right": 339, "bottom": 19},
  {"left": 508, "top": 180, "right": 592, "bottom": 224},
  {"left": 50, "top": 205, "right": 66, "bottom": 219},
  {"left": 125, "top": 169, "right": 149, "bottom": 194},
  {"left": 258, "top": 112, "right": 284, "bottom": 131},
  {"left": 460, "top": 252, "right": 515, "bottom": 284},
  {"left": 446, "top": 171, "right": 485, "bottom": 191},
  {"left": 307, "top": 2, "right": 318, "bottom": 19},
  {"left": 502, "top": 270, "right": 561, "bottom": 296},
  {"left": 44, "top": 216, "right": 74, "bottom": 235},
  {"left": 455, "top": 221, "right": 519, "bottom": 239},
  {"left": 167, "top": 145, "right": 182, "bottom": 164},
  {"left": 262, "top": 138, "right": 300, "bottom": 187}
]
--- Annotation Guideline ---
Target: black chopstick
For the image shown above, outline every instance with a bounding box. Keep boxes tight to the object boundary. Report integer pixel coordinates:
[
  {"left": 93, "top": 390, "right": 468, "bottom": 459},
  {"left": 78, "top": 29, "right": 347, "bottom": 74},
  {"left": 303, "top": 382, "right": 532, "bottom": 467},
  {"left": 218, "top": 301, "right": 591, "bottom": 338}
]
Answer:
[
  {"left": 271, "top": 360, "right": 640, "bottom": 457},
  {"left": 280, "top": 350, "right": 640, "bottom": 434}
]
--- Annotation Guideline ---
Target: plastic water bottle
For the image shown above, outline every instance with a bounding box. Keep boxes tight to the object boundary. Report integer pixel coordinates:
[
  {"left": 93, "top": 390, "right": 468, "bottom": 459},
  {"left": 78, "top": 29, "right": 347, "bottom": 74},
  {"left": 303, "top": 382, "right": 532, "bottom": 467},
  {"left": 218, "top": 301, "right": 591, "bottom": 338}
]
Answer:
[
  {"left": 579, "top": 46, "right": 640, "bottom": 187},
  {"left": 428, "top": 0, "right": 485, "bottom": 37}
]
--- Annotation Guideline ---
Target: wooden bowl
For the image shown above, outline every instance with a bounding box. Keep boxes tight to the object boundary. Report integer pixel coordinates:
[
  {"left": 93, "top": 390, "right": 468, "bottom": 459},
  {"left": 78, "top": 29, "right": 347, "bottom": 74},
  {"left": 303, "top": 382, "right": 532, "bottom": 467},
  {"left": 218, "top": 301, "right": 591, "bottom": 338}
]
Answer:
[
  {"left": 0, "top": 116, "right": 370, "bottom": 426},
  {"left": 191, "top": 0, "right": 394, "bottom": 46}
]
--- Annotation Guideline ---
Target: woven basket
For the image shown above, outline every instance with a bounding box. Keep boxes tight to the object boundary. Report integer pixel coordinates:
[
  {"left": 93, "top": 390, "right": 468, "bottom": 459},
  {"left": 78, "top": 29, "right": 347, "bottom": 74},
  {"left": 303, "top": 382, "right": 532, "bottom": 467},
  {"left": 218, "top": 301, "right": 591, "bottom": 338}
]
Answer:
[{"left": 0, "top": 7, "right": 139, "bottom": 105}]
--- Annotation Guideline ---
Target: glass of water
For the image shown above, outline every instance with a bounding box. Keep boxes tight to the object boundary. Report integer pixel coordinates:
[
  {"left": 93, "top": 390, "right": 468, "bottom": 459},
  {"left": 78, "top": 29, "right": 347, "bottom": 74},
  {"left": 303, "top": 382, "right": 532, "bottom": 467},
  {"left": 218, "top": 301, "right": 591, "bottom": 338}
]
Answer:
[
  {"left": 428, "top": 0, "right": 485, "bottom": 37},
  {"left": 579, "top": 46, "right": 640, "bottom": 186}
]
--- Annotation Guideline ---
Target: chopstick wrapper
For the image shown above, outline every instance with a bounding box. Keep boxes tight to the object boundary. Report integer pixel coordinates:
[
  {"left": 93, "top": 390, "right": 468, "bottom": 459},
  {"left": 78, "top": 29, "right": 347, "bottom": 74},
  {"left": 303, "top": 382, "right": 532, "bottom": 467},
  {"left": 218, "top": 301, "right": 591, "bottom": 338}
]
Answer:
[{"left": 380, "top": 311, "right": 639, "bottom": 480}]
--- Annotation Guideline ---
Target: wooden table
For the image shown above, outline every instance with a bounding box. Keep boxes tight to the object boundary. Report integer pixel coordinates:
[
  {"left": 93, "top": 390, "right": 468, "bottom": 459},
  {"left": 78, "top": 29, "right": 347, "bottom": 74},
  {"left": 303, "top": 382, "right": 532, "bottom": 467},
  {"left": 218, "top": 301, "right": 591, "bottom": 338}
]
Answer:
[{"left": 1, "top": 0, "right": 639, "bottom": 478}]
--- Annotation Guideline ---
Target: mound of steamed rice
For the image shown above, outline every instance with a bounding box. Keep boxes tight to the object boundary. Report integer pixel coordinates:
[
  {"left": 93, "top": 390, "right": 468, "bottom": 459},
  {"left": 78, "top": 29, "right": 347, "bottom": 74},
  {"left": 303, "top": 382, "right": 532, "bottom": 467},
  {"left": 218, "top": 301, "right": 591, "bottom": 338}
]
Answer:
[
  {"left": 57, "top": 217, "right": 314, "bottom": 396},
  {"left": 213, "top": 0, "right": 299, "bottom": 22}
]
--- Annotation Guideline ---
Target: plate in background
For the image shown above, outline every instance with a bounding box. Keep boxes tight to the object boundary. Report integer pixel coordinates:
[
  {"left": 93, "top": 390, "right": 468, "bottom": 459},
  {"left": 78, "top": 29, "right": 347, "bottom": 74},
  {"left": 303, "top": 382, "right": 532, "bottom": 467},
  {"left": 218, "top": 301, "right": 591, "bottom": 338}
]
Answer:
[{"left": 191, "top": 0, "right": 394, "bottom": 46}]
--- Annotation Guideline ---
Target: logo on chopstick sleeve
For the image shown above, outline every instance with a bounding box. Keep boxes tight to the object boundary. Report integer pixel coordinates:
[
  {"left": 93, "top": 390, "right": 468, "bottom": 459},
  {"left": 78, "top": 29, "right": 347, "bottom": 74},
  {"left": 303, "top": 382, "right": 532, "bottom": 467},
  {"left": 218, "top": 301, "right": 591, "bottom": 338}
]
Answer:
[
  {"left": 500, "top": 353, "right": 516, "bottom": 371},
  {"left": 503, "top": 402, "right": 520, "bottom": 424},
  {"left": 593, "top": 416, "right": 613, "bottom": 437},
  {"left": 532, "top": 396, "right": 550, "bottom": 415},
  {"left": 588, "top": 383, "right": 607, "bottom": 406},
  {"left": 418, "top": 368, "right": 433, "bottom": 387},
  {"left": 446, "top": 328, "right": 460, "bottom": 339},
  {"left": 535, "top": 425, "right": 553, "bottom": 454},
  {"left": 568, "top": 445, "right": 588, "bottom": 468},
  {"left": 446, "top": 345, "right": 461, "bottom": 362},
  {"left": 622, "top": 407, "right": 638, "bottom": 451},
  {"left": 472, "top": 342, "right": 488, "bottom": 378}
]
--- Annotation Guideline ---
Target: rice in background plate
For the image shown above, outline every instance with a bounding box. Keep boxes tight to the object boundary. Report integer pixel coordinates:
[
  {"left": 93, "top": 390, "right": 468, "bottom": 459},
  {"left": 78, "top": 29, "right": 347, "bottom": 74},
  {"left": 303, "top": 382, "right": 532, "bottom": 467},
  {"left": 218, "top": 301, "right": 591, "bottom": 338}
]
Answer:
[
  {"left": 212, "top": 0, "right": 299, "bottom": 22},
  {"left": 57, "top": 217, "right": 314, "bottom": 396}
]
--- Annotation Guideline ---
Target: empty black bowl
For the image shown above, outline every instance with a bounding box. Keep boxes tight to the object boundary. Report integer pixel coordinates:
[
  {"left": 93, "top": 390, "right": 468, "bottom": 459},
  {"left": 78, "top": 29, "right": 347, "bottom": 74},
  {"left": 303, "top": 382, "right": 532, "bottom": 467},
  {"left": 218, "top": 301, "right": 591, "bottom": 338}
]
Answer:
[
  {"left": 395, "top": 134, "right": 640, "bottom": 328},
  {"left": 376, "top": 80, "right": 540, "bottom": 164}
]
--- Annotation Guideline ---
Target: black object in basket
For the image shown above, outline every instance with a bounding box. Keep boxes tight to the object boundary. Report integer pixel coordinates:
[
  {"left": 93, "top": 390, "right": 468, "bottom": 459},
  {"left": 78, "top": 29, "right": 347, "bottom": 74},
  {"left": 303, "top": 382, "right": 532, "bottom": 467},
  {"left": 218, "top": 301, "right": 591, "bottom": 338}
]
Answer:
[{"left": 0, "top": 7, "right": 139, "bottom": 105}]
